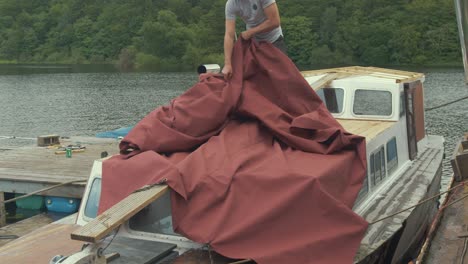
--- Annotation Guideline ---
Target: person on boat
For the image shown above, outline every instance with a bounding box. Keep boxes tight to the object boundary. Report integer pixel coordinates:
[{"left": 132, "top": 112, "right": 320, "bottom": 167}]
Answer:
[{"left": 222, "top": 0, "right": 286, "bottom": 79}]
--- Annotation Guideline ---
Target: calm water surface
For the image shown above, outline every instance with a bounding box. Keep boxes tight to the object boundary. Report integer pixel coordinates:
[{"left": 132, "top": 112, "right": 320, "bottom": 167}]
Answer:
[
  {"left": 0, "top": 65, "right": 467, "bottom": 177},
  {"left": 0, "top": 67, "right": 198, "bottom": 140}
]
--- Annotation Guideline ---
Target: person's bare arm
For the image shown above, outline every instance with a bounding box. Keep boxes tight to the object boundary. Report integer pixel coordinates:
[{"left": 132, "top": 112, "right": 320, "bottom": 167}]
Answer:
[
  {"left": 223, "top": 19, "right": 236, "bottom": 79},
  {"left": 241, "top": 3, "right": 280, "bottom": 40}
]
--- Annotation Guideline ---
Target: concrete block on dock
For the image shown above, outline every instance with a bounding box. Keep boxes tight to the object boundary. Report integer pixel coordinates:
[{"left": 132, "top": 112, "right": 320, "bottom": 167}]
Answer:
[{"left": 37, "top": 135, "right": 60, "bottom": 147}]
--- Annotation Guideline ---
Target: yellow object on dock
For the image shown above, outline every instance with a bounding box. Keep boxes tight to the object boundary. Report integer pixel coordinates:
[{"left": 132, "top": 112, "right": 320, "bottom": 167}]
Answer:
[{"left": 54, "top": 148, "right": 86, "bottom": 155}]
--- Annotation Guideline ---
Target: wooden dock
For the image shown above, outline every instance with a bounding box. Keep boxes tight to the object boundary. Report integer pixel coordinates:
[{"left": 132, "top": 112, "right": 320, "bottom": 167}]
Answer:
[
  {"left": 422, "top": 181, "right": 468, "bottom": 263},
  {"left": 0, "top": 213, "right": 55, "bottom": 247},
  {"left": 0, "top": 136, "right": 120, "bottom": 198},
  {"left": 423, "top": 134, "right": 468, "bottom": 263}
]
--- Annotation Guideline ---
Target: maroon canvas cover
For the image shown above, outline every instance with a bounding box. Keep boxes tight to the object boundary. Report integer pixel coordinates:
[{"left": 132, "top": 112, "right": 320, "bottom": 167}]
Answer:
[{"left": 99, "top": 39, "right": 369, "bottom": 263}]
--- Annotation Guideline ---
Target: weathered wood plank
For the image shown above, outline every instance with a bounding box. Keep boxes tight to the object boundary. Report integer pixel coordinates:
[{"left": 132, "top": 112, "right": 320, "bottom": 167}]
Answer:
[
  {"left": 308, "top": 72, "right": 352, "bottom": 90},
  {"left": 71, "top": 185, "right": 169, "bottom": 243},
  {"left": 0, "top": 222, "right": 82, "bottom": 263},
  {"left": 301, "top": 66, "right": 424, "bottom": 84},
  {"left": 0, "top": 213, "right": 55, "bottom": 247}
]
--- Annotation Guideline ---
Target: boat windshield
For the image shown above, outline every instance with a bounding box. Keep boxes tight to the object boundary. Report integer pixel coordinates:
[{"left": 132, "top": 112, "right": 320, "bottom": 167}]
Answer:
[
  {"left": 84, "top": 178, "right": 101, "bottom": 218},
  {"left": 129, "top": 190, "right": 180, "bottom": 236},
  {"left": 83, "top": 177, "right": 179, "bottom": 236},
  {"left": 316, "top": 88, "right": 344, "bottom": 114}
]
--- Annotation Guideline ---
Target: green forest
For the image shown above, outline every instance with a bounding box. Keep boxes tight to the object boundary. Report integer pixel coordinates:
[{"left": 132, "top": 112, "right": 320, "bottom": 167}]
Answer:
[{"left": 0, "top": 0, "right": 461, "bottom": 71}]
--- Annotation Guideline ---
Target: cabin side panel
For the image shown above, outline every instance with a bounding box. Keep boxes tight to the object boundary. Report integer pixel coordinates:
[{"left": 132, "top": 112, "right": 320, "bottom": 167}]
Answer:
[{"left": 413, "top": 81, "right": 425, "bottom": 142}]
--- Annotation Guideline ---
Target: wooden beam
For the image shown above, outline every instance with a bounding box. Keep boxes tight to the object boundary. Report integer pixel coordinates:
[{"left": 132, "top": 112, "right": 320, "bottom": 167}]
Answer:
[
  {"left": 71, "top": 185, "right": 169, "bottom": 243},
  {"left": 308, "top": 72, "right": 352, "bottom": 90}
]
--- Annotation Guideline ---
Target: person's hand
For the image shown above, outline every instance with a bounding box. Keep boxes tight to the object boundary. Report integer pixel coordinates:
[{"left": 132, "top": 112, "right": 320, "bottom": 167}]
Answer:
[
  {"left": 198, "top": 73, "right": 209, "bottom": 81},
  {"left": 222, "top": 64, "right": 233, "bottom": 80},
  {"left": 240, "top": 31, "right": 253, "bottom": 40}
]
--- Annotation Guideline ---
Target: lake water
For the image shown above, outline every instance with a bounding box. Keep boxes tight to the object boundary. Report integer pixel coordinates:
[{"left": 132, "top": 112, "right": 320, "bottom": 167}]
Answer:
[{"left": 0, "top": 65, "right": 467, "bottom": 187}]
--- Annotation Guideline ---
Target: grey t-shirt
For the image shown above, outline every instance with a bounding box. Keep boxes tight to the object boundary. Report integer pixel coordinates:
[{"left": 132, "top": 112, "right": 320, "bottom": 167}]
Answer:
[{"left": 225, "top": 0, "right": 283, "bottom": 43}]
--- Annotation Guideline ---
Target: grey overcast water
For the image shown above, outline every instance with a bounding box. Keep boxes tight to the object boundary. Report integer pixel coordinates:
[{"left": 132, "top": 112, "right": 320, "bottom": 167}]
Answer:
[{"left": 0, "top": 65, "right": 467, "bottom": 182}]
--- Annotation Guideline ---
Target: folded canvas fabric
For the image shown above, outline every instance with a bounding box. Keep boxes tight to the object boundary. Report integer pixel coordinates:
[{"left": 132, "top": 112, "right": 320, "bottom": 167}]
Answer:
[{"left": 99, "top": 39, "right": 369, "bottom": 264}]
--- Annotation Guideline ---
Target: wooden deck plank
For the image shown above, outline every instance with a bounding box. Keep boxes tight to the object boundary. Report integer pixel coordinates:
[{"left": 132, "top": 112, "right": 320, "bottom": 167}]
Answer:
[
  {"left": 0, "top": 213, "right": 55, "bottom": 247},
  {"left": 424, "top": 184, "right": 468, "bottom": 264},
  {"left": 71, "top": 185, "right": 169, "bottom": 243},
  {"left": 0, "top": 136, "right": 119, "bottom": 198},
  {"left": 337, "top": 119, "right": 395, "bottom": 141},
  {"left": 0, "top": 222, "right": 82, "bottom": 263}
]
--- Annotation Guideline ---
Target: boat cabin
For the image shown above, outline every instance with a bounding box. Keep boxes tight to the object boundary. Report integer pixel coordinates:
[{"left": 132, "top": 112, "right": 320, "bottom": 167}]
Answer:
[{"left": 302, "top": 66, "right": 426, "bottom": 210}]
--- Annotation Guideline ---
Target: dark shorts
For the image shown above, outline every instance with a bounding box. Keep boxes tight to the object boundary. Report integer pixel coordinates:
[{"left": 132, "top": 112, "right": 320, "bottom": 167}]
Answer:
[{"left": 272, "top": 35, "right": 288, "bottom": 55}]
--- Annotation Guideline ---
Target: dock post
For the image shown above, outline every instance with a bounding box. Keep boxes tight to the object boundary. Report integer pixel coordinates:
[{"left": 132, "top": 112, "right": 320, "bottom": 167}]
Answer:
[{"left": 0, "top": 192, "right": 5, "bottom": 227}]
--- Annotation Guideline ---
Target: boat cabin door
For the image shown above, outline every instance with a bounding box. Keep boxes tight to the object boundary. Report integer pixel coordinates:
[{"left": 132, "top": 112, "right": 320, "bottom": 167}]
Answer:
[{"left": 404, "top": 83, "right": 418, "bottom": 160}]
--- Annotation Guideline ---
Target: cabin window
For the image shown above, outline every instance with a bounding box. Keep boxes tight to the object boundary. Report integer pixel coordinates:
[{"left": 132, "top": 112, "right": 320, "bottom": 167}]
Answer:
[
  {"left": 84, "top": 178, "right": 101, "bottom": 219},
  {"left": 356, "top": 172, "right": 369, "bottom": 201},
  {"left": 379, "top": 147, "right": 386, "bottom": 179},
  {"left": 374, "top": 150, "right": 382, "bottom": 184},
  {"left": 370, "top": 146, "right": 386, "bottom": 186},
  {"left": 316, "top": 88, "right": 344, "bottom": 113},
  {"left": 370, "top": 153, "right": 375, "bottom": 186},
  {"left": 129, "top": 190, "right": 180, "bottom": 236},
  {"left": 387, "top": 137, "right": 398, "bottom": 174},
  {"left": 353, "top": 90, "right": 392, "bottom": 116},
  {"left": 375, "top": 147, "right": 386, "bottom": 182}
]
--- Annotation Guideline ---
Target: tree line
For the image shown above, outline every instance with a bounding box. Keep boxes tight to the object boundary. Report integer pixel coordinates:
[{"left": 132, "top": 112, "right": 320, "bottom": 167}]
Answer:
[{"left": 0, "top": 0, "right": 461, "bottom": 71}]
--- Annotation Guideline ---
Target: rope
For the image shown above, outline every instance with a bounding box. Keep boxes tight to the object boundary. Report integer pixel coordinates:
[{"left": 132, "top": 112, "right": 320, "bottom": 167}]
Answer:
[
  {"left": 369, "top": 179, "right": 468, "bottom": 225},
  {"left": 102, "top": 226, "right": 120, "bottom": 253},
  {"left": 415, "top": 176, "right": 456, "bottom": 263},
  {"left": 441, "top": 192, "right": 468, "bottom": 210},
  {"left": 425, "top": 95, "right": 468, "bottom": 111},
  {"left": 461, "top": 235, "right": 468, "bottom": 264},
  {"left": 1, "top": 179, "right": 86, "bottom": 204}
]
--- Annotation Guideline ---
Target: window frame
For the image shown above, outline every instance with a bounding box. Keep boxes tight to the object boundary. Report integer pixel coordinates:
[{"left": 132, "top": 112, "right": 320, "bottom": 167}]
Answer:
[
  {"left": 83, "top": 177, "right": 102, "bottom": 220},
  {"left": 352, "top": 88, "right": 394, "bottom": 118},
  {"left": 316, "top": 87, "right": 346, "bottom": 115},
  {"left": 369, "top": 145, "right": 387, "bottom": 188},
  {"left": 386, "top": 137, "right": 399, "bottom": 175}
]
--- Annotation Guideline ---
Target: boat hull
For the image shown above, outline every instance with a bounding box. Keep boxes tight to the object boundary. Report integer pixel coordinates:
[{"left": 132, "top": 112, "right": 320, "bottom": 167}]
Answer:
[{"left": 355, "top": 135, "right": 444, "bottom": 264}]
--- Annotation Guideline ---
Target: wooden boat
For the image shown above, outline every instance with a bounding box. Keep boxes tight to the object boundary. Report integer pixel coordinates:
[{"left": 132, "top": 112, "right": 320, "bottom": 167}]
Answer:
[
  {"left": 7, "top": 66, "right": 438, "bottom": 264},
  {"left": 0, "top": 65, "right": 444, "bottom": 264}
]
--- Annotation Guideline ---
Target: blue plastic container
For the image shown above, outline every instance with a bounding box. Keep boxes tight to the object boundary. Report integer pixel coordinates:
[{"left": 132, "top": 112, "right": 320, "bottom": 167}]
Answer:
[
  {"left": 45, "top": 197, "right": 80, "bottom": 213},
  {"left": 15, "top": 194, "right": 44, "bottom": 210}
]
